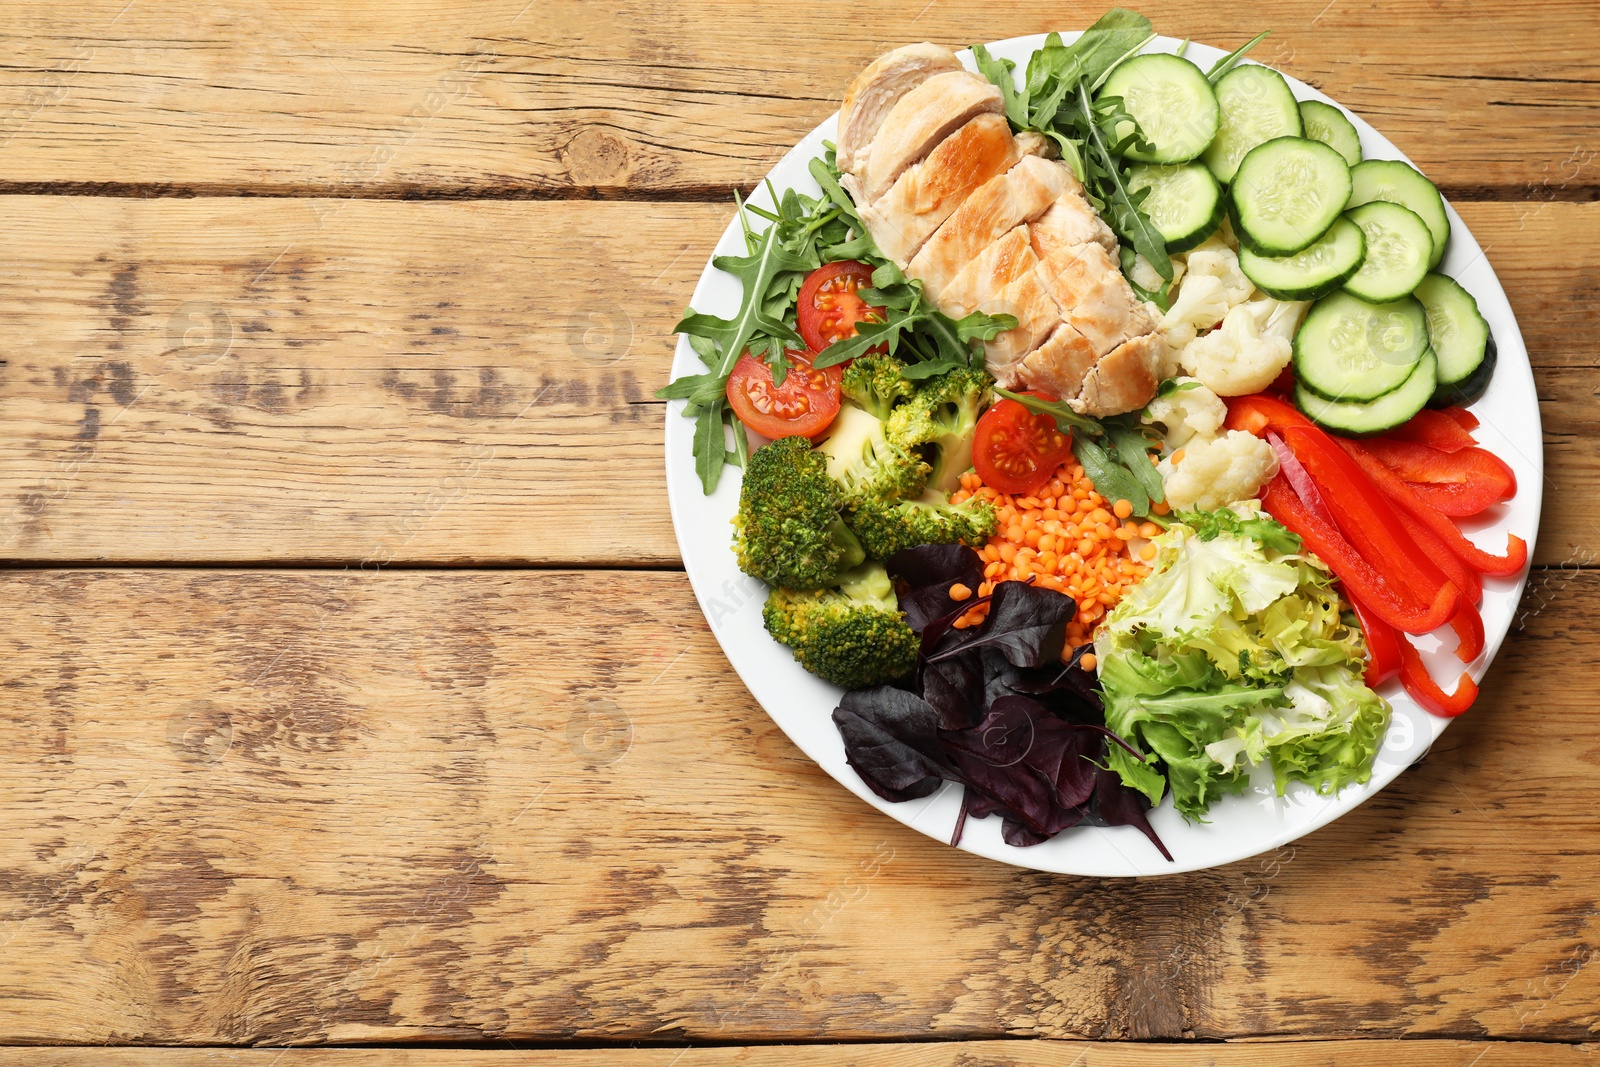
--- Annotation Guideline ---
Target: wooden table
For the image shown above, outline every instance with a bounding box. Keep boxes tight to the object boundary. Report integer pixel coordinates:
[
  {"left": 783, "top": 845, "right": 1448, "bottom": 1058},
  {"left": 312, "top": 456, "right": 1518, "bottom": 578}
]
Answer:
[{"left": 0, "top": 2, "right": 1595, "bottom": 1063}]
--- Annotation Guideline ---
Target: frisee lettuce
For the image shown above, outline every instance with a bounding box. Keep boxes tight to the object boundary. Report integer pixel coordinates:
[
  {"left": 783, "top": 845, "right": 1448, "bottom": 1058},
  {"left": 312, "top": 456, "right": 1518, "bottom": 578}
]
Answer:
[{"left": 1095, "top": 505, "right": 1391, "bottom": 820}]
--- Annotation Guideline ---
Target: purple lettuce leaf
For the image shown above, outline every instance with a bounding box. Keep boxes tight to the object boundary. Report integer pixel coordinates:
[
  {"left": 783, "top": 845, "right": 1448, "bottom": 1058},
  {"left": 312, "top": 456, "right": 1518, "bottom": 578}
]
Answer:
[{"left": 832, "top": 686, "right": 960, "bottom": 803}]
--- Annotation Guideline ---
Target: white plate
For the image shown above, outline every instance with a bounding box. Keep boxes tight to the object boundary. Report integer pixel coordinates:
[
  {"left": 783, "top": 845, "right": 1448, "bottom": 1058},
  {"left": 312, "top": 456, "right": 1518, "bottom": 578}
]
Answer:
[{"left": 663, "top": 34, "right": 1543, "bottom": 877}]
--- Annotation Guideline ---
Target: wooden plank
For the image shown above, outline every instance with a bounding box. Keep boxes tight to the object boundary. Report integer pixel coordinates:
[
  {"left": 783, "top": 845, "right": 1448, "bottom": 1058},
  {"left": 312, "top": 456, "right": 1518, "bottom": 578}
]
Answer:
[
  {"left": 0, "top": 197, "right": 1593, "bottom": 566},
  {"left": 0, "top": 570, "right": 1596, "bottom": 1045},
  {"left": 0, "top": 1, "right": 1594, "bottom": 196},
  {"left": 0, "top": 1039, "right": 1593, "bottom": 1065},
  {"left": 0, "top": 196, "right": 719, "bottom": 565}
]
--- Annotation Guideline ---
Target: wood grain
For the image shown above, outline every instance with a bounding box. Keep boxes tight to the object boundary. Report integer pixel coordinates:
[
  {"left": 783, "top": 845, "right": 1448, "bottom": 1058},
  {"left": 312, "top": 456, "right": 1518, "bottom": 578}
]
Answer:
[
  {"left": 0, "top": 2, "right": 1594, "bottom": 197},
  {"left": 0, "top": 1040, "right": 1593, "bottom": 1065},
  {"left": 0, "top": 197, "right": 1593, "bottom": 566},
  {"left": 0, "top": 569, "right": 1595, "bottom": 1046}
]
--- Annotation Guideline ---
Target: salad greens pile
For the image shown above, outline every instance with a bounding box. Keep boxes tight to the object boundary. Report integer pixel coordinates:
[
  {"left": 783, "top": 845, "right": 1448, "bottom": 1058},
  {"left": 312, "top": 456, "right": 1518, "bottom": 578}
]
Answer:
[{"left": 1096, "top": 506, "right": 1390, "bottom": 819}]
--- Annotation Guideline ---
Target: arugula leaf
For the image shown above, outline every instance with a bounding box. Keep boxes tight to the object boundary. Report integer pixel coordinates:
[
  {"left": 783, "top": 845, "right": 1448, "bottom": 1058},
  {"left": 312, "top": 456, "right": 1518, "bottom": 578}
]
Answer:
[
  {"left": 1080, "top": 84, "right": 1172, "bottom": 281},
  {"left": 1106, "top": 421, "right": 1165, "bottom": 505},
  {"left": 1061, "top": 7, "right": 1156, "bottom": 86},
  {"left": 1118, "top": 246, "right": 1174, "bottom": 312},
  {"left": 693, "top": 400, "right": 728, "bottom": 494},
  {"left": 970, "top": 44, "right": 1028, "bottom": 128},
  {"left": 1152, "top": 377, "right": 1201, "bottom": 400},
  {"left": 1206, "top": 29, "right": 1270, "bottom": 83},
  {"left": 1088, "top": 32, "right": 1160, "bottom": 93},
  {"left": 993, "top": 387, "right": 1099, "bottom": 435},
  {"left": 1074, "top": 434, "right": 1149, "bottom": 515}
]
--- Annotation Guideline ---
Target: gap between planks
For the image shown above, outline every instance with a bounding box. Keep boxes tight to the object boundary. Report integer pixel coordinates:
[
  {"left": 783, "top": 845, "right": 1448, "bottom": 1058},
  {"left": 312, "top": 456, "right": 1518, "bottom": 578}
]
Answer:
[{"left": 0, "top": 181, "right": 1590, "bottom": 203}]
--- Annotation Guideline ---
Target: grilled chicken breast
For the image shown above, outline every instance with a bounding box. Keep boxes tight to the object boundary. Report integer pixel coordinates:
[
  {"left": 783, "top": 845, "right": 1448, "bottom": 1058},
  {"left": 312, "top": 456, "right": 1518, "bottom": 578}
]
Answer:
[
  {"left": 1034, "top": 242, "right": 1158, "bottom": 357},
  {"left": 1029, "top": 190, "right": 1119, "bottom": 260},
  {"left": 1074, "top": 333, "right": 1165, "bottom": 416},
  {"left": 906, "top": 155, "right": 1070, "bottom": 301},
  {"left": 836, "top": 43, "right": 1168, "bottom": 417},
  {"left": 938, "top": 225, "right": 1039, "bottom": 320},
  {"left": 860, "top": 71, "right": 1005, "bottom": 203},
  {"left": 977, "top": 269, "right": 1062, "bottom": 384},
  {"left": 851, "top": 112, "right": 1020, "bottom": 263},
  {"left": 1019, "top": 323, "right": 1101, "bottom": 397},
  {"left": 836, "top": 43, "right": 963, "bottom": 176}
]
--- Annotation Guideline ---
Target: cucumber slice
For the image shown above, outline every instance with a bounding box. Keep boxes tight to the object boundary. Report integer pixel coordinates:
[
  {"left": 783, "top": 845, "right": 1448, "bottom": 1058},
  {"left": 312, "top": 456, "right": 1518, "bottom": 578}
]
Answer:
[
  {"left": 1342, "top": 201, "right": 1434, "bottom": 303},
  {"left": 1348, "top": 159, "right": 1450, "bottom": 269},
  {"left": 1201, "top": 64, "right": 1302, "bottom": 184},
  {"left": 1239, "top": 216, "right": 1365, "bottom": 300},
  {"left": 1293, "top": 290, "right": 1428, "bottom": 402},
  {"left": 1126, "top": 162, "right": 1225, "bottom": 251},
  {"left": 1101, "top": 54, "right": 1221, "bottom": 164},
  {"left": 1414, "top": 271, "right": 1497, "bottom": 407},
  {"left": 1295, "top": 349, "right": 1438, "bottom": 436},
  {"left": 1229, "top": 137, "right": 1352, "bottom": 256},
  {"left": 1298, "top": 99, "right": 1362, "bottom": 166}
]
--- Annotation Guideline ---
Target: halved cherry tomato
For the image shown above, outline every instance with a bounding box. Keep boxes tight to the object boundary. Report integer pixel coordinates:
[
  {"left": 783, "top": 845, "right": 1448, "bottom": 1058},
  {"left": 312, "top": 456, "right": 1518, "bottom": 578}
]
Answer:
[
  {"left": 725, "top": 349, "right": 841, "bottom": 440},
  {"left": 972, "top": 395, "right": 1074, "bottom": 496},
  {"left": 796, "top": 260, "right": 887, "bottom": 355}
]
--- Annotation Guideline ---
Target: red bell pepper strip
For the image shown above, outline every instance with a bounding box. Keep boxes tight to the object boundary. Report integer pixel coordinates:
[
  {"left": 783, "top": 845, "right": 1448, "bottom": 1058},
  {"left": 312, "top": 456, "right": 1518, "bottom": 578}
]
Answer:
[
  {"left": 1397, "top": 638, "right": 1479, "bottom": 717},
  {"left": 1405, "top": 513, "right": 1483, "bottom": 605},
  {"left": 1360, "top": 438, "right": 1517, "bottom": 517},
  {"left": 1262, "top": 476, "right": 1460, "bottom": 634},
  {"left": 1383, "top": 409, "right": 1477, "bottom": 452},
  {"left": 1337, "top": 438, "right": 1529, "bottom": 577},
  {"left": 1226, "top": 393, "right": 1315, "bottom": 438},
  {"left": 1280, "top": 425, "right": 1458, "bottom": 610},
  {"left": 1446, "top": 597, "right": 1485, "bottom": 664},
  {"left": 1348, "top": 594, "right": 1403, "bottom": 687},
  {"left": 1441, "top": 405, "right": 1480, "bottom": 432}
]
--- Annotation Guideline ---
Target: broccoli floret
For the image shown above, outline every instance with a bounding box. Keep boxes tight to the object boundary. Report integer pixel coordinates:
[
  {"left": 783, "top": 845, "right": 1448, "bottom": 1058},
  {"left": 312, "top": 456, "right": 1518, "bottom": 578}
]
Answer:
[
  {"left": 816, "top": 403, "right": 929, "bottom": 504},
  {"left": 762, "top": 563, "right": 919, "bottom": 688},
  {"left": 846, "top": 494, "right": 998, "bottom": 561},
  {"left": 885, "top": 365, "right": 994, "bottom": 498},
  {"left": 734, "top": 436, "right": 866, "bottom": 590},
  {"left": 840, "top": 353, "right": 915, "bottom": 420}
]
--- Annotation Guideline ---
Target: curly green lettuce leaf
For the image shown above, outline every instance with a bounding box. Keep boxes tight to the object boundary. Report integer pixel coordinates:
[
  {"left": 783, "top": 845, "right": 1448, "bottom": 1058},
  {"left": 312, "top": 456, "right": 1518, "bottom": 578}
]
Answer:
[{"left": 1095, "top": 507, "right": 1390, "bottom": 820}]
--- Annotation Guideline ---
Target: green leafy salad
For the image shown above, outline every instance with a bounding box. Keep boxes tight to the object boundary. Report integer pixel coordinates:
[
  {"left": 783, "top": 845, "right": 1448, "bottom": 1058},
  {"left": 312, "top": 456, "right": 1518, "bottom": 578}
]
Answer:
[{"left": 1097, "top": 506, "right": 1390, "bottom": 819}]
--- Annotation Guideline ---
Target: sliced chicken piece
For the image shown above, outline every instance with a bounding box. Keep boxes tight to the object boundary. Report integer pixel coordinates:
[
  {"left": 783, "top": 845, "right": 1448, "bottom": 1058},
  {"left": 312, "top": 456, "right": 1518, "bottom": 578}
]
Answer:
[
  {"left": 861, "top": 71, "right": 1005, "bottom": 202},
  {"left": 1016, "top": 323, "right": 1101, "bottom": 396},
  {"left": 1070, "top": 332, "right": 1167, "bottom": 416},
  {"left": 908, "top": 155, "right": 1073, "bottom": 303},
  {"left": 1030, "top": 191, "right": 1119, "bottom": 261},
  {"left": 937, "top": 226, "right": 1036, "bottom": 320},
  {"left": 1034, "top": 241, "right": 1158, "bottom": 357},
  {"left": 836, "top": 43, "right": 963, "bottom": 176},
  {"left": 1014, "top": 130, "right": 1058, "bottom": 160},
  {"left": 854, "top": 112, "right": 1020, "bottom": 263},
  {"left": 976, "top": 269, "right": 1062, "bottom": 387}
]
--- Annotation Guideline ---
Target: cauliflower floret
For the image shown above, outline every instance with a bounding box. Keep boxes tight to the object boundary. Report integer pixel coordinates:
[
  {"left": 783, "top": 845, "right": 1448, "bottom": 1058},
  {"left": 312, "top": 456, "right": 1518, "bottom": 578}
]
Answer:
[
  {"left": 1142, "top": 378, "right": 1226, "bottom": 450},
  {"left": 1128, "top": 251, "right": 1183, "bottom": 294},
  {"left": 1159, "top": 429, "right": 1280, "bottom": 511},
  {"left": 1158, "top": 234, "right": 1254, "bottom": 352},
  {"left": 1178, "top": 296, "right": 1311, "bottom": 397}
]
